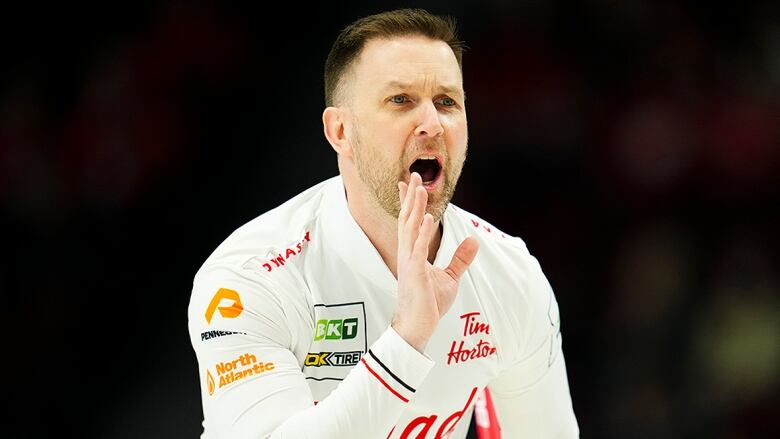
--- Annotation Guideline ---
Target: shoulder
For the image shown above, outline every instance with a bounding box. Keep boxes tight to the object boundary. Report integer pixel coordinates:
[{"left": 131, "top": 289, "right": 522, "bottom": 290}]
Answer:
[
  {"left": 446, "top": 204, "right": 560, "bottom": 359},
  {"left": 445, "top": 204, "right": 534, "bottom": 263},
  {"left": 445, "top": 204, "right": 546, "bottom": 300},
  {"left": 199, "top": 177, "right": 335, "bottom": 271},
  {"left": 188, "top": 178, "right": 338, "bottom": 342}
]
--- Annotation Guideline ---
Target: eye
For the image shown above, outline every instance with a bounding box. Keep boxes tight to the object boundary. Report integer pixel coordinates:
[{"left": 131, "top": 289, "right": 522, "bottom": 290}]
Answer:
[
  {"left": 390, "top": 95, "right": 409, "bottom": 104},
  {"left": 438, "top": 97, "right": 456, "bottom": 107}
]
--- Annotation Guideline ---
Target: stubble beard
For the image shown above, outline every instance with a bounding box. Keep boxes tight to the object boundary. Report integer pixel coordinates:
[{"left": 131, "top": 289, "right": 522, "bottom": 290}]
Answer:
[{"left": 351, "top": 134, "right": 465, "bottom": 223}]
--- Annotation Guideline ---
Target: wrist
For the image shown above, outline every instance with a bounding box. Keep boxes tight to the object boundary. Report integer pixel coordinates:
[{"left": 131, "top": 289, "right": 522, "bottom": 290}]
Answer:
[{"left": 391, "top": 319, "right": 430, "bottom": 353}]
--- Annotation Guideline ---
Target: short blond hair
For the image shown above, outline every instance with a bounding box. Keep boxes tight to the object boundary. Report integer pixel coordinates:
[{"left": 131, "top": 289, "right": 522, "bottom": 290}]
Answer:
[{"left": 323, "top": 8, "right": 465, "bottom": 106}]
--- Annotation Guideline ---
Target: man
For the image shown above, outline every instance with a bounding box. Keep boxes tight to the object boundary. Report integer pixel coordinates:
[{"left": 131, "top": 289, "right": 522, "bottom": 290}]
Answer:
[{"left": 188, "top": 8, "right": 579, "bottom": 438}]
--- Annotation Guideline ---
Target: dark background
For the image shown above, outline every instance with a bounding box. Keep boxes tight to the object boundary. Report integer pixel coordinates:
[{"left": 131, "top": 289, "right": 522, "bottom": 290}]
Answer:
[{"left": 2, "top": 1, "right": 778, "bottom": 438}]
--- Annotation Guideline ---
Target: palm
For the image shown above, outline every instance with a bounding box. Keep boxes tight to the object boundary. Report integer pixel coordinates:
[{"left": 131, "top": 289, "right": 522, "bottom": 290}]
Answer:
[
  {"left": 432, "top": 266, "right": 460, "bottom": 310},
  {"left": 422, "top": 262, "right": 459, "bottom": 317},
  {"left": 393, "top": 173, "right": 479, "bottom": 352},
  {"left": 402, "top": 243, "right": 475, "bottom": 317}
]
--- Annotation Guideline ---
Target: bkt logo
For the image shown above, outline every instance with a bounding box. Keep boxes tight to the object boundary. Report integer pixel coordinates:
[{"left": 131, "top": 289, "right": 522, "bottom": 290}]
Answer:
[
  {"left": 305, "top": 351, "right": 362, "bottom": 367},
  {"left": 313, "top": 318, "right": 359, "bottom": 341}
]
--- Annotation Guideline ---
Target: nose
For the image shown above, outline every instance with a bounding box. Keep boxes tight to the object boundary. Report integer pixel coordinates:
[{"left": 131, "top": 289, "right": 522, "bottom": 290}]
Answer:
[{"left": 414, "top": 101, "right": 444, "bottom": 138}]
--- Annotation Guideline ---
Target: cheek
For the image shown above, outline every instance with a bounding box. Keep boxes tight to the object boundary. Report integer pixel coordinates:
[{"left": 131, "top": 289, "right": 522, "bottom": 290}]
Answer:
[
  {"left": 443, "top": 117, "right": 468, "bottom": 151},
  {"left": 363, "top": 121, "right": 409, "bottom": 156}
]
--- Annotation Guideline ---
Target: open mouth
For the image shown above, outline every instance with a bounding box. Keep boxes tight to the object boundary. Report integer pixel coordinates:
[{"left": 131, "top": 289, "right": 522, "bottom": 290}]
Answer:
[{"left": 409, "top": 156, "right": 442, "bottom": 185}]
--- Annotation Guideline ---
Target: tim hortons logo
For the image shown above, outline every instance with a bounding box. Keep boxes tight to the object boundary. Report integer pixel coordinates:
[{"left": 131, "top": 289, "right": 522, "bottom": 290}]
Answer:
[
  {"left": 393, "top": 387, "right": 478, "bottom": 438},
  {"left": 447, "top": 312, "right": 497, "bottom": 366}
]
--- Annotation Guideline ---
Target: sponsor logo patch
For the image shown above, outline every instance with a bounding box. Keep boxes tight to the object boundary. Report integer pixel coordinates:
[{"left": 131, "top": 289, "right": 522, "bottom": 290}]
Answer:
[
  {"left": 390, "top": 387, "right": 479, "bottom": 438},
  {"left": 207, "top": 370, "right": 215, "bottom": 396},
  {"left": 207, "top": 352, "right": 275, "bottom": 396},
  {"left": 200, "top": 329, "right": 247, "bottom": 341},
  {"left": 304, "top": 302, "right": 367, "bottom": 379},
  {"left": 304, "top": 351, "right": 362, "bottom": 367},
  {"left": 309, "top": 302, "right": 367, "bottom": 351},
  {"left": 243, "top": 231, "right": 312, "bottom": 273},
  {"left": 205, "top": 288, "right": 243, "bottom": 324},
  {"left": 446, "top": 312, "right": 497, "bottom": 366},
  {"left": 313, "top": 318, "right": 359, "bottom": 341}
]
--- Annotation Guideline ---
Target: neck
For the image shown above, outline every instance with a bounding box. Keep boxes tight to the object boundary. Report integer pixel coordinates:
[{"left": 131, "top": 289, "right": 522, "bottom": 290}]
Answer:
[{"left": 342, "top": 178, "right": 442, "bottom": 279}]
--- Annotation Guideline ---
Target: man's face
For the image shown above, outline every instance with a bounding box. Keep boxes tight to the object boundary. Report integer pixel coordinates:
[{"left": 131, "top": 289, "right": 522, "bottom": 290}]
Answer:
[{"left": 343, "top": 35, "right": 467, "bottom": 222}]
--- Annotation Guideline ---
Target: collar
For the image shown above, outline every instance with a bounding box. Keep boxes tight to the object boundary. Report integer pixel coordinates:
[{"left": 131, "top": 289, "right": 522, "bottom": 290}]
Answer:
[{"left": 319, "top": 176, "right": 458, "bottom": 295}]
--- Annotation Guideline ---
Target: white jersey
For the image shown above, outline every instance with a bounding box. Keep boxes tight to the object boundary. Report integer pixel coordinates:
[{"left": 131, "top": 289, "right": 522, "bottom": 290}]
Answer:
[{"left": 188, "top": 176, "right": 579, "bottom": 438}]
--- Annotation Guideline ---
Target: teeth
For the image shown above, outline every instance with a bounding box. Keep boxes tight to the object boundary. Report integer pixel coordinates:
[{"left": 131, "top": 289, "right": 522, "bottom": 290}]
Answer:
[{"left": 417, "top": 156, "right": 436, "bottom": 160}]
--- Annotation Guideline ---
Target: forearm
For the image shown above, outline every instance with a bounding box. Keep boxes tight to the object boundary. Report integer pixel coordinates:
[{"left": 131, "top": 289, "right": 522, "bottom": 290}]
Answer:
[{"left": 214, "top": 327, "right": 434, "bottom": 439}]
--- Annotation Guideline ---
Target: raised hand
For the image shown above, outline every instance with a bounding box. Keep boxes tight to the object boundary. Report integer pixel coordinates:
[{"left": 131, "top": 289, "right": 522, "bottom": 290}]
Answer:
[{"left": 391, "top": 172, "right": 479, "bottom": 353}]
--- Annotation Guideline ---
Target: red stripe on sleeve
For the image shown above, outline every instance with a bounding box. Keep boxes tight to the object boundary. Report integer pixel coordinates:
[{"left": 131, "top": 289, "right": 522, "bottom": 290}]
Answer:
[{"left": 360, "top": 358, "right": 409, "bottom": 403}]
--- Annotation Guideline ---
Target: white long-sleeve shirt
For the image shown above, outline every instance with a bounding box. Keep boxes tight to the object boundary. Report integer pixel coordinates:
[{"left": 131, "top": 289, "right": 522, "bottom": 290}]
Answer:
[{"left": 188, "top": 175, "right": 579, "bottom": 438}]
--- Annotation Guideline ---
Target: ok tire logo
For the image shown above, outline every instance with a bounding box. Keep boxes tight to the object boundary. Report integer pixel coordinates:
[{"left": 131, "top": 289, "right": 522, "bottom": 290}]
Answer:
[{"left": 304, "top": 351, "right": 362, "bottom": 367}]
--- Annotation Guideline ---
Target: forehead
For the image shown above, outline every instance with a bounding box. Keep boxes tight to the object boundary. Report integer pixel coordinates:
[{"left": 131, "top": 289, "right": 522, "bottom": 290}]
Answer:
[{"left": 350, "top": 35, "right": 462, "bottom": 94}]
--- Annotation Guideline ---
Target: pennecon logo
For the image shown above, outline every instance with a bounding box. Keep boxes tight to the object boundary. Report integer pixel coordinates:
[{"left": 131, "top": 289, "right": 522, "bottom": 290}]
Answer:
[
  {"left": 205, "top": 288, "right": 243, "bottom": 324},
  {"left": 313, "top": 318, "right": 359, "bottom": 341}
]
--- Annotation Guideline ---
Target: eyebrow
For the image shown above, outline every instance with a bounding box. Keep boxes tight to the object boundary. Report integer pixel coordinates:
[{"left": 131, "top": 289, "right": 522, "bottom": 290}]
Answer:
[{"left": 381, "top": 80, "right": 463, "bottom": 96}]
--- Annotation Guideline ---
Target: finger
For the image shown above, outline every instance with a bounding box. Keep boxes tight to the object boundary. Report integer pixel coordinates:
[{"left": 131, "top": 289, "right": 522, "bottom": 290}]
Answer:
[
  {"left": 398, "top": 181, "right": 408, "bottom": 206},
  {"left": 399, "top": 172, "right": 420, "bottom": 224},
  {"left": 405, "top": 185, "right": 428, "bottom": 238},
  {"left": 445, "top": 236, "right": 479, "bottom": 281},
  {"left": 400, "top": 185, "right": 427, "bottom": 258},
  {"left": 398, "top": 173, "right": 421, "bottom": 242},
  {"left": 412, "top": 213, "right": 435, "bottom": 262}
]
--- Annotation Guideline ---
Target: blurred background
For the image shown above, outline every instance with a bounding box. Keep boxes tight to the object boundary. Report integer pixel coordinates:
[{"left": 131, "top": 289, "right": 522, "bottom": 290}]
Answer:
[{"left": 2, "top": 1, "right": 778, "bottom": 438}]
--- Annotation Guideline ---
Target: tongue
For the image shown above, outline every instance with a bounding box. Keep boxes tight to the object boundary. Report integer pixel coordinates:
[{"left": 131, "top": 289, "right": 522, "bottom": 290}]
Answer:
[
  {"left": 410, "top": 160, "right": 438, "bottom": 183},
  {"left": 420, "top": 167, "right": 436, "bottom": 183}
]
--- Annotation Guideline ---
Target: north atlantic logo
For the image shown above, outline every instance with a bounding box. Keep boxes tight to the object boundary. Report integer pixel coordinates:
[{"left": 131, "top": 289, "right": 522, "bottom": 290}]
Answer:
[
  {"left": 207, "top": 352, "right": 275, "bottom": 396},
  {"left": 206, "top": 370, "right": 215, "bottom": 395}
]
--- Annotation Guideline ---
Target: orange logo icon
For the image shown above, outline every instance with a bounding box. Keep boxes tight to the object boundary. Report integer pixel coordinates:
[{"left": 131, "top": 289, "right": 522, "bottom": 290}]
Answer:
[
  {"left": 205, "top": 288, "right": 244, "bottom": 324},
  {"left": 207, "top": 370, "right": 215, "bottom": 396}
]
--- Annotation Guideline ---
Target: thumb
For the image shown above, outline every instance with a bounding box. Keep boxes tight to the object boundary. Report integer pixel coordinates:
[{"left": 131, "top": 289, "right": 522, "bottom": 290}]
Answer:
[{"left": 445, "top": 236, "right": 479, "bottom": 281}]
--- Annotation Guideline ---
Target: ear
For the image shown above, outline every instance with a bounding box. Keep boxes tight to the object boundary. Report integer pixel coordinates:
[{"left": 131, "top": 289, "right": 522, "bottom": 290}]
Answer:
[{"left": 322, "top": 106, "right": 353, "bottom": 158}]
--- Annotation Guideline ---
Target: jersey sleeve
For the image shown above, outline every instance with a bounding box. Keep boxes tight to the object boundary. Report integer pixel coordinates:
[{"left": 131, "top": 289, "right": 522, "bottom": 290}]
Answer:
[
  {"left": 487, "top": 241, "right": 579, "bottom": 438},
  {"left": 488, "top": 334, "right": 579, "bottom": 438},
  {"left": 188, "top": 264, "right": 435, "bottom": 439}
]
